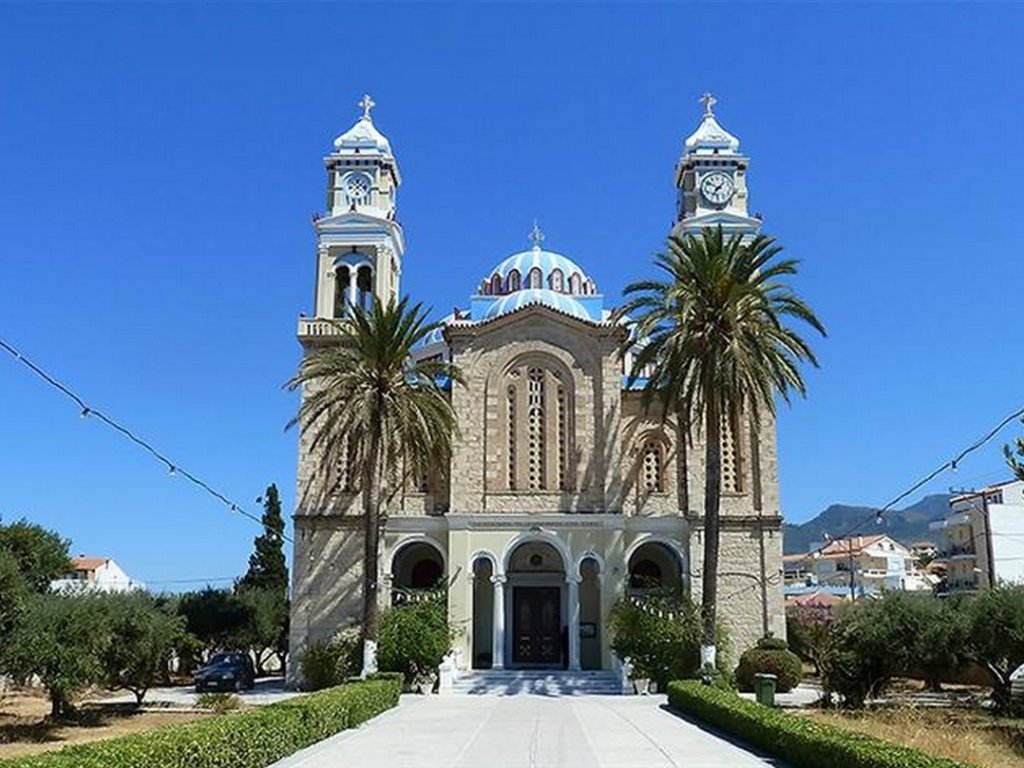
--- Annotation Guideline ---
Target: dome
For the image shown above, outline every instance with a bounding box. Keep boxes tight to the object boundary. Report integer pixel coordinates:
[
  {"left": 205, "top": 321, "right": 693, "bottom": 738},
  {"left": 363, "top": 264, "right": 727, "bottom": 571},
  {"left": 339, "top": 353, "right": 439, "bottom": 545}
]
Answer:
[
  {"left": 480, "top": 249, "right": 596, "bottom": 297},
  {"left": 482, "top": 288, "right": 594, "bottom": 323},
  {"left": 333, "top": 116, "right": 393, "bottom": 156},
  {"left": 685, "top": 96, "right": 740, "bottom": 156}
]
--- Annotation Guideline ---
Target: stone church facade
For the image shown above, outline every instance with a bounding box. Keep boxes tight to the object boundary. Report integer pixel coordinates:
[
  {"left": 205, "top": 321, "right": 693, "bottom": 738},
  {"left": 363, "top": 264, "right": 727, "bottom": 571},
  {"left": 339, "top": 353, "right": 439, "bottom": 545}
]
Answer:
[{"left": 289, "top": 95, "right": 785, "bottom": 680}]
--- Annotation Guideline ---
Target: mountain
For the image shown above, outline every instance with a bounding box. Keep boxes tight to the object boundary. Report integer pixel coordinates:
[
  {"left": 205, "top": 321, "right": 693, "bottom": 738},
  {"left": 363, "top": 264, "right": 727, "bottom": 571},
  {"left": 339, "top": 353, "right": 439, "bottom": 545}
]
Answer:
[{"left": 782, "top": 493, "right": 951, "bottom": 554}]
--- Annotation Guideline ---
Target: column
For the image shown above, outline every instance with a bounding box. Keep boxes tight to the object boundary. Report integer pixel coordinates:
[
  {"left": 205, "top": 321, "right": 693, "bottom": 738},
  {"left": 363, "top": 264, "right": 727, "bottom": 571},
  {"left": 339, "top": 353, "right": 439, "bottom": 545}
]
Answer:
[
  {"left": 567, "top": 575, "right": 581, "bottom": 671},
  {"left": 490, "top": 574, "right": 506, "bottom": 669}
]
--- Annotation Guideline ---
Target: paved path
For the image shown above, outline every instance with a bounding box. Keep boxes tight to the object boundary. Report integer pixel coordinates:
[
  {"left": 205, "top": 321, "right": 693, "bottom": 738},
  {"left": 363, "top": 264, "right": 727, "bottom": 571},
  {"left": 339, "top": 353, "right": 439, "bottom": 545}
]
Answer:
[
  {"left": 97, "top": 677, "right": 299, "bottom": 708},
  {"left": 272, "top": 694, "right": 786, "bottom": 768}
]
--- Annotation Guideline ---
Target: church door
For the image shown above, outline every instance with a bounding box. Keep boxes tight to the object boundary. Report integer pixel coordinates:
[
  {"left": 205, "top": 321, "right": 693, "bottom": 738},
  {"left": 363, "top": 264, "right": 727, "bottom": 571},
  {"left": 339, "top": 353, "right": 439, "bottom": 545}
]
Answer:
[{"left": 512, "top": 586, "right": 562, "bottom": 666}]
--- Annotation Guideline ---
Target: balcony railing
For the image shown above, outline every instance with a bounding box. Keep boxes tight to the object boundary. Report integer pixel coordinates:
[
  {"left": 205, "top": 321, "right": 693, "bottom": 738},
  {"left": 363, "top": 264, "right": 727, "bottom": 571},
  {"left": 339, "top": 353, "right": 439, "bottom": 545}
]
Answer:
[
  {"left": 937, "top": 545, "right": 976, "bottom": 559},
  {"left": 297, "top": 317, "right": 346, "bottom": 338}
]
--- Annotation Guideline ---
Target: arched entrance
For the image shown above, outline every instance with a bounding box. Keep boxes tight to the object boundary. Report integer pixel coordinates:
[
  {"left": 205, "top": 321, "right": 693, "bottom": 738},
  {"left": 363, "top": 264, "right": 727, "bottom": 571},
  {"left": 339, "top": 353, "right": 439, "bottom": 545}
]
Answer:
[
  {"left": 471, "top": 556, "right": 495, "bottom": 669},
  {"left": 390, "top": 540, "right": 445, "bottom": 605},
  {"left": 627, "top": 540, "right": 684, "bottom": 596},
  {"left": 578, "top": 556, "right": 602, "bottom": 670},
  {"left": 505, "top": 539, "right": 567, "bottom": 668}
]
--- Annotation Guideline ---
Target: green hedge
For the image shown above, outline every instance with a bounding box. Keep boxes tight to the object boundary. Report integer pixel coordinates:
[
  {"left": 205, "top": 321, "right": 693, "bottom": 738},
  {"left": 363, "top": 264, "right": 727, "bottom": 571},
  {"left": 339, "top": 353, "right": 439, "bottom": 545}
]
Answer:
[
  {"left": 0, "top": 678, "right": 401, "bottom": 768},
  {"left": 666, "top": 681, "right": 978, "bottom": 768}
]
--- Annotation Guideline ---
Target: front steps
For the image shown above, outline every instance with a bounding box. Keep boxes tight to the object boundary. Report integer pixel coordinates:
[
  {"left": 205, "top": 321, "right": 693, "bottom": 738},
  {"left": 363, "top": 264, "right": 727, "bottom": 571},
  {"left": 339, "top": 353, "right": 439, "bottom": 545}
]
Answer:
[{"left": 451, "top": 669, "right": 623, "bottom": 696}]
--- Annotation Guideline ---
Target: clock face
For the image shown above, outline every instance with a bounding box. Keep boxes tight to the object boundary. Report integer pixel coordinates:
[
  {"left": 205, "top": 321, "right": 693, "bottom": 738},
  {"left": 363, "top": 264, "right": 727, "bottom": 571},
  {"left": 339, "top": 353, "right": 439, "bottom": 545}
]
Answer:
[
  {"left": 344, "top": 173, "right": 371, "bottom": 203},
  {"left": 700, "top": 172, "right": 734, "bottom": 205}
]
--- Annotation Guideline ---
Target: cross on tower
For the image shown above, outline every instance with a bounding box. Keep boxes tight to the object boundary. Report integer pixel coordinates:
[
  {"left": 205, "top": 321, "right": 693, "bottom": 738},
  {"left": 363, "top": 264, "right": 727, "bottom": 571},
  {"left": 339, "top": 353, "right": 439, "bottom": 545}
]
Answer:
[
  {"left": 359, "top": 94, "right": 376, "bottom": 120},
  {"left": 528, "top": 220, "right": 545, "bottom": 249},
  {"left": 700, "top": 92, "right": 717, "bottom": 117}
]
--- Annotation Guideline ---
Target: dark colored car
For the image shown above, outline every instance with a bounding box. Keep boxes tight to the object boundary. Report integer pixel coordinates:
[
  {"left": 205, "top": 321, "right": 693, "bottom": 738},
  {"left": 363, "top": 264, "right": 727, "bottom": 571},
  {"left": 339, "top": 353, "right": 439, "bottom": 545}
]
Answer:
[{"left": 194, "top": 652, "right": 256, "bottom": 692}]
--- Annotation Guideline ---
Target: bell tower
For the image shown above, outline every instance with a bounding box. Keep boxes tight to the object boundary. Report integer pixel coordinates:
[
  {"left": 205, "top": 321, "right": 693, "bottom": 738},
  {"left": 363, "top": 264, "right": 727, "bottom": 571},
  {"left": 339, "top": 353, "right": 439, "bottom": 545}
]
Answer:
[
  {"left": 309, "top": 94, "right": 405, "bottom": 322},
  {"left": 672, "top": 94, "right": 762, "bottom": 239}
]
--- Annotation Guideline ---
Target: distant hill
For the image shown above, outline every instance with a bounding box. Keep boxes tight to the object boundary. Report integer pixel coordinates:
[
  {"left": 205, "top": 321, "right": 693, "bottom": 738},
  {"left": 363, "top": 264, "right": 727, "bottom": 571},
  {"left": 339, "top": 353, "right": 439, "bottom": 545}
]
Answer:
[{"left": 782, "top": 494, "right": 951, "bottom": 554}]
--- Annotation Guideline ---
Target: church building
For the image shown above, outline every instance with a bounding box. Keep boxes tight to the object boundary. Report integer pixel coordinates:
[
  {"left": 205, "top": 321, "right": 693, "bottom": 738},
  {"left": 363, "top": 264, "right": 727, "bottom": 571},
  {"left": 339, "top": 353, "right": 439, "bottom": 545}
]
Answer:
[{"left": 289, "top": 95, "right": 785, "bottom": 681}]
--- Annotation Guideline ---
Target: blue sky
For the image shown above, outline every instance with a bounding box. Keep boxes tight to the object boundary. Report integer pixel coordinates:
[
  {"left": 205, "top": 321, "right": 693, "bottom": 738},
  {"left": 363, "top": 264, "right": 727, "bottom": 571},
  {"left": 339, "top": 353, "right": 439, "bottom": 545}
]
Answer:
[{"left": 1, "top": 3, "right": 1022, "bottom": 588}]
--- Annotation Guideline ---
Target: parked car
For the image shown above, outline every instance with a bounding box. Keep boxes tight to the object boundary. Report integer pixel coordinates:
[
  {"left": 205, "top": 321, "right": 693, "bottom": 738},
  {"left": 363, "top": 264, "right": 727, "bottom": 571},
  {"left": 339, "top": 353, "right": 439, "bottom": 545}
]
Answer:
[{"left": 194, "top": 651, "right": 256, "bottom": 692}]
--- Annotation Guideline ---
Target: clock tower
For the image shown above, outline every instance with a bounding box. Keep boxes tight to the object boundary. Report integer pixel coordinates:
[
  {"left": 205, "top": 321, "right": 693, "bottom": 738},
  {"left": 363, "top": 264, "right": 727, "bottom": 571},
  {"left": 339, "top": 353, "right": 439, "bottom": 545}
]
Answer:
[
  {"left": 307, "top": 95, "right": 405, "bottom": 324},
  {"left": 673, "top": 94, "right": 762, "bottom": 239}
]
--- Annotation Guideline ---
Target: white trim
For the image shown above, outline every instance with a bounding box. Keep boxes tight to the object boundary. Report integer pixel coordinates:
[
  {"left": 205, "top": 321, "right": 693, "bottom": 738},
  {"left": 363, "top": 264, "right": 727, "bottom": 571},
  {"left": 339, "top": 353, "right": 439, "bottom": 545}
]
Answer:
[
  {"left": 625, "top": 534, "right": 686, "bottom": 571},
  {"left": 501, "top": 529, "right": 573, "bottom": 573},
  {"left": 470, "top": 549, "right": 500, "bottom": 576},
  {"left": 387, "top": 533, "right": 448, "bottom": 575},
  {"left": 574, "top": 550, "right": 605, "bottom": 577}
]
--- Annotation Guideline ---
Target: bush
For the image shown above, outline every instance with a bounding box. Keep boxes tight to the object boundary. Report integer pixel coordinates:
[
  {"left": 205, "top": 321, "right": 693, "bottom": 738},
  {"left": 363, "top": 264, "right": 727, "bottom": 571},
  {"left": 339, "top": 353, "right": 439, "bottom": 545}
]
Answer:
[
  {"left": 735, "top": 636, "right": 803, "bottom": 693},
  {"left": 195, "top": 692, "right": 240, "bottom": 713},
  {"left": 377, "top": 601, "right": 451, "bottom": 686},
  {"left": 298, "top": 629, "right": 361, "bottom": 691},
  {"left": 0, "top": 677, "right": 401, "bottom": 768},
  {"left": 608, "top": 595, "right": 730, "bottom": 689},
  {"left": 666, "top": 681, "right": 974, "bottom": 768}
]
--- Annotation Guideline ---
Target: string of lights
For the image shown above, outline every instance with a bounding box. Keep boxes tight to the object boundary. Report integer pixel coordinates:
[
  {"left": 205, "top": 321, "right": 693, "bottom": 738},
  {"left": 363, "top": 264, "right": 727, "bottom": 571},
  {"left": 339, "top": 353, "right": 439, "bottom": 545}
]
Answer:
[{"left": 0, "top": 336, "right": 292, "bottom": 545}]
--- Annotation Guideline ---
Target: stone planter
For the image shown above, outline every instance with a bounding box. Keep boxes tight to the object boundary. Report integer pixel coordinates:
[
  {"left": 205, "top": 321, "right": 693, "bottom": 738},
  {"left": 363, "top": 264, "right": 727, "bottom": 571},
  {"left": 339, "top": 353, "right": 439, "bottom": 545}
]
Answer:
[{"left": 632, "top": 678, "right": 650, "bottom": 695}]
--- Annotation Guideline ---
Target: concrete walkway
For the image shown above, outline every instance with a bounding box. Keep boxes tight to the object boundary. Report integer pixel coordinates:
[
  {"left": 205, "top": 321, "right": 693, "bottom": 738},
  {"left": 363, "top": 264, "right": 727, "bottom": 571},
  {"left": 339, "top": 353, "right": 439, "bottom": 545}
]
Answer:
[{"left": 272, "top": 694, "right": 786, "bottom": 768}]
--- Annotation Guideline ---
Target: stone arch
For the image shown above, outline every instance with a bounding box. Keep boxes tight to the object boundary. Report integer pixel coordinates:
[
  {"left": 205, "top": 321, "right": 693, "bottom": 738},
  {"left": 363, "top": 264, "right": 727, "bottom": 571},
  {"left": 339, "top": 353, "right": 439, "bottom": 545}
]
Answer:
[
  {"left": 501, "top": 529, "right": 572, "bottom": 574},
  {"left": 388, "top": 535, "right": 447, "bottom": 588},
  {"left": 496, "top": 352, "right": 577, "bottom": 493},
  {"left": 626, "top": 536, "right": 686, "bottom": 593},
  {"left": 573, "top": 550, "right": 606, "bottom": 579}
]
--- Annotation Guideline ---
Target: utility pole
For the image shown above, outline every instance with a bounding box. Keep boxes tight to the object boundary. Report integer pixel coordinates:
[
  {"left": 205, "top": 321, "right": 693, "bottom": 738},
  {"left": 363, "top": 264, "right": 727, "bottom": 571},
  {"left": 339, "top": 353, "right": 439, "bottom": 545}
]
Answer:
[{"left": 848, "top": 538, "right": 856, "bottom": 601}]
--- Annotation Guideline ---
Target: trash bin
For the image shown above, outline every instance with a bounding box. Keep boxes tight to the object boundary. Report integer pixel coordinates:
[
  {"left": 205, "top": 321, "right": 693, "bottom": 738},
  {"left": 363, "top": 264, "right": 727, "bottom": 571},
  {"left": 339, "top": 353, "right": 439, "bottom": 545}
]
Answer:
[{"left": 754, "top": 673, "right": 777, "bottom": 707}]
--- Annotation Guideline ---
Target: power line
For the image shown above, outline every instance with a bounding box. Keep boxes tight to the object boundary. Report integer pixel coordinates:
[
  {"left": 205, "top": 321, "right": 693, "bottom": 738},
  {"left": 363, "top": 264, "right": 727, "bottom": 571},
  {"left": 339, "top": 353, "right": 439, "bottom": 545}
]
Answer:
[
  {"left": 0, "top": 336, "right": 292, "bottom": 544},
  {"left": 805, "top": 401, "right": 1024, "bottom": 562}
]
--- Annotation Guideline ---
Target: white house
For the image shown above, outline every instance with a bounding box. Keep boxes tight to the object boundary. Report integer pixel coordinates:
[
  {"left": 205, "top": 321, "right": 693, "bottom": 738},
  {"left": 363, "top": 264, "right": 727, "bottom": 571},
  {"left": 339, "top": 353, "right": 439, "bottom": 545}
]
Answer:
[
  {"left": 50, "top": 555, "right": 143, "bottom": 593},
  {"left": 930, "top": 479, "right": 1024, "bottom": 592},
  {"left": 786, "top": 534, "right": 923, "bottom": 596}
]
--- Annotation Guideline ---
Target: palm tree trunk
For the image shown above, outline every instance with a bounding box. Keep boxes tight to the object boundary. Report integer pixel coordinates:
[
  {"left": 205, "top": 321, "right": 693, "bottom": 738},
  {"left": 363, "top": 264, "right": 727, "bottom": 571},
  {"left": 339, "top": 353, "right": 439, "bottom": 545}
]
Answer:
[
  {"left": 701, "top": 397, "right": 722, "bottom": 671},
  {"left": 360, "top": 408, "right": 384, "bottom": 678}
]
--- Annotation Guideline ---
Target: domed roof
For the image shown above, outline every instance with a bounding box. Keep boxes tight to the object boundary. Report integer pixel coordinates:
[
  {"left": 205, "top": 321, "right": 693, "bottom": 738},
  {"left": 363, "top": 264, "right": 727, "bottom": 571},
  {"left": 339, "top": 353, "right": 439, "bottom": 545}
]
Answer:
[
  {"left": 481, "top": 248, "right": 596, "bottom": 296},
  {"left": 334, "top": 116, "right": 392, "bottom": 156},
  {"left": 482, "top": 288, "right": 593, "bottom": 322},
  {"left": 684, "top": 94, "right": 740, "bottom": 156},
  {"left": 333, "top": 96, "right": 392, "bottom": 156}
]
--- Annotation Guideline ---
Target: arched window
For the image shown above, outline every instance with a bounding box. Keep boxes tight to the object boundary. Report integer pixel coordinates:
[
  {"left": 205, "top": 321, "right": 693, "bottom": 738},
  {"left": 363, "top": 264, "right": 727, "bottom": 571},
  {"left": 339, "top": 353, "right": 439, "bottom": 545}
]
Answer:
[
  {"left": 334, "top": 266, "right": 351, "bottom": 318},
  {"left": 569, "top": 273, "right": 582, "bottom": 294},
  {"left": 507, "top": 385, "right": 517, "bottom": 490},
  {"left": 480, "top": 280, "right": 490, "bottom": 295},
  {"left": 501, "top": 361, "right": 573, "bottom": 492},
  {"left": 528, "top": 268, "right": 543, "bottom": 289},
  {"left": 333, "top": 434, "right": 359, "bottom": 494},
  {"left": 549, "top": 269, "right": 564, "bottom": 293},
  {"left": 721, "top": 410, "right": 742, "bottom": 493},
  {"left": 526, "top": 367, "right": 545, "bottom": 490},
  {"left": 490, "top": 274, "right": 503, "bottom": 295},
  {"left": 641, "top": 439, "right": 665, "bottom": 493},
  {"left": 507, "top": 269, "right": 521, "bottom": 292},
  {"left": 356, "top": 266, "right": 373, "bottom": 311}
]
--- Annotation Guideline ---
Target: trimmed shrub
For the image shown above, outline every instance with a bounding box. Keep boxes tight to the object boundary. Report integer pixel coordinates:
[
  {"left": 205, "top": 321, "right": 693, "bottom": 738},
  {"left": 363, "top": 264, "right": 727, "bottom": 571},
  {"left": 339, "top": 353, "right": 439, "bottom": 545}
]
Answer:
[
  {"left": 608, "top": 595, "right": 731, "bottom": 689},
  {"left": 378, "top": 601, "right": 451, "bottom": 686},
  {"left": 298, "top": 629, "right": 362, "bottom": 691},
  {"left": 666, "top": 681, "right": 976, "bottom": 768},
  {"left": 735, "top": 636, "right": 803, "bottom": 693},
  {"left": 0, "top": 678, "right": 401, "bottom": 768}
]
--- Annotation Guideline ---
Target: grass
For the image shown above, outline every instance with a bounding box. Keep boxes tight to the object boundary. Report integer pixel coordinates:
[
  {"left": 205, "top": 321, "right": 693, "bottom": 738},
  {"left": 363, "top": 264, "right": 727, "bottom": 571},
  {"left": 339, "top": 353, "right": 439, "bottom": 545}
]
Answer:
[
  {"left": 803, "top": 707, "right": 1024, "bottom": 768},
  {"left": 0, "top": 691, "right": 209, "bottom": 759}
]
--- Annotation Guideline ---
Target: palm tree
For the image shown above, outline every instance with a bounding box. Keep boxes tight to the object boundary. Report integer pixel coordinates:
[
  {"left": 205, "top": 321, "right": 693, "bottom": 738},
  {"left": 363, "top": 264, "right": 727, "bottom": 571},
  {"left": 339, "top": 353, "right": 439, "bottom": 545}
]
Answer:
[
  {"left": 286, "top": 297, "right": 462, "bottom": 676},
  {"left": 620, "top": 226, "right": 824, "bottom": 670}
]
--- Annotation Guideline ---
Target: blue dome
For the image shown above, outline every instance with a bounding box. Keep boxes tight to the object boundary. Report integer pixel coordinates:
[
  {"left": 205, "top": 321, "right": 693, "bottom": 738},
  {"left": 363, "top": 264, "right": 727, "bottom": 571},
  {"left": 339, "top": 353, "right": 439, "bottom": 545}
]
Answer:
[
  {"left": 482, "top": 288, "right": 593, "bottom": 322},
  {"left": 480, "top": 249, "right": 596, "bottom": 296}
]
